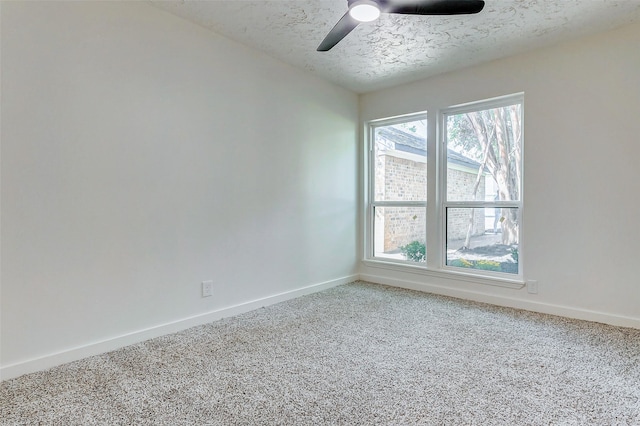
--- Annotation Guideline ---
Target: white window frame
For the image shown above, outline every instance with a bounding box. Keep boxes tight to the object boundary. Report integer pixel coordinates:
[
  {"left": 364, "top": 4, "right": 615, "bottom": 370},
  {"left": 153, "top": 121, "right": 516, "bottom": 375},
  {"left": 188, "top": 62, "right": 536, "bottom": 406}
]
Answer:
[
  {"left": 363, "top": 94, "right": 524, "bottom": 288},
  {"left": 366, "top": 112, "right": 428, "bottom": 267},
  {"left": 440, "top": 94, "right": 524, "bottom": 281}
]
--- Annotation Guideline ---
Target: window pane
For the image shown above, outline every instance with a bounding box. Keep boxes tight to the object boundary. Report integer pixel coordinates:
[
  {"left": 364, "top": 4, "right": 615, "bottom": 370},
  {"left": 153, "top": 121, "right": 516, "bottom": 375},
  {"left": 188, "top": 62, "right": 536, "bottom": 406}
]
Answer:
[
  {"left": 374, "top": 120, "right": 427, "bottom": 202},
  {"left": 446, "top": 103, "right": 522, "bottom": 202},
  {"left": 374, "top": 206, "right": 426, "bottom": 263},
  {"left": 446, "top": 207, "right": 519, "bottom": 274}
]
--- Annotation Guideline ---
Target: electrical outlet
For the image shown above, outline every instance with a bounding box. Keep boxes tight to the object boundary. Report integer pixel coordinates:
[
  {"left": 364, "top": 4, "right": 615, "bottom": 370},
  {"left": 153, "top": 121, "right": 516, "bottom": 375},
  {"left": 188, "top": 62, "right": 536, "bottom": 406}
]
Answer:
[
  {"left": 527, "top": 280, "right": 538, "bottom": 294},
  {"left": 201, "top": 280, "right": 214, "bottom": 298}
]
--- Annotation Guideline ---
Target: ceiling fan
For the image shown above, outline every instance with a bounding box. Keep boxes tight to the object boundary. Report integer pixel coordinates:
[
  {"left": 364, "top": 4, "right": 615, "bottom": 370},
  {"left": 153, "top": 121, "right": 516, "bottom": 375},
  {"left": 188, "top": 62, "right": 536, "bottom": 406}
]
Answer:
[{"left": 317, "top": 0, "right": 485, "bottom": 51}]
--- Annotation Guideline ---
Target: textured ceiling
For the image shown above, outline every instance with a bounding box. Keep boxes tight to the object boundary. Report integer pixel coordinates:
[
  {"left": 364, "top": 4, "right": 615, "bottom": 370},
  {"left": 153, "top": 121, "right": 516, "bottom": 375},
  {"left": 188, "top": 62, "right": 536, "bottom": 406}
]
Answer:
[{"left": 150, "top": 0, "right": 640, "bottom": 93}]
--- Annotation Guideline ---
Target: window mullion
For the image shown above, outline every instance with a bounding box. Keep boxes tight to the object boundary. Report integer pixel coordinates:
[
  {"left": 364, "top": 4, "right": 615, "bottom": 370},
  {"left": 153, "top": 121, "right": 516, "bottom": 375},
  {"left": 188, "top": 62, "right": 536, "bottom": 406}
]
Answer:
[
  {"left": 372, "top": 201, "right": 427, "bottom": 207},
  {"left": 444, "top": 201, "right": 520, "bottom": 208}
]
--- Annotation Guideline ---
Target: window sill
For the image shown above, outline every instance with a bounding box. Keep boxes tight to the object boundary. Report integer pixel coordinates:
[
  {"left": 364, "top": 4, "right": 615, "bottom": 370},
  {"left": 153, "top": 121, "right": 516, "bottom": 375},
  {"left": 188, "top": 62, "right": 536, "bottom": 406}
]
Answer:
[{"left": 361, "top": 259, "right": 525, "bottom": 290}]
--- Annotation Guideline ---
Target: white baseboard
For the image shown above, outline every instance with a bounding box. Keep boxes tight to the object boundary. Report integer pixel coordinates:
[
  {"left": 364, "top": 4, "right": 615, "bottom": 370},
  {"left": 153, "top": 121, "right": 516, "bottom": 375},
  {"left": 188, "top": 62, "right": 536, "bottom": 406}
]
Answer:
[
  {"left": 360, "top": 273, "right": 640, "bottom": 330},
  {"left": 1, "top": 274, "right": 358, "bottom": 381},
  {"left": 6, "top": 272, "right": 636, "bottom": 381}
]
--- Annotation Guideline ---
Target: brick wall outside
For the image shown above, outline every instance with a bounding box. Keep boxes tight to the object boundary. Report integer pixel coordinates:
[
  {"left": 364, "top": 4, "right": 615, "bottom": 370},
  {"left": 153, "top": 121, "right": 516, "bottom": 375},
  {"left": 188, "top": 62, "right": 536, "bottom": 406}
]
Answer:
[
  {"left": 376, "top": 151, "right": 485, "bottom": 252},
  {"left": 379, "top": 155, "right": 426, "bottom": 202},
  {"left": 446, "top": 168, "right": 486, "bottom": 241},
  {"left": 446, "top": 207, "right": 486, "bottom": 241}
]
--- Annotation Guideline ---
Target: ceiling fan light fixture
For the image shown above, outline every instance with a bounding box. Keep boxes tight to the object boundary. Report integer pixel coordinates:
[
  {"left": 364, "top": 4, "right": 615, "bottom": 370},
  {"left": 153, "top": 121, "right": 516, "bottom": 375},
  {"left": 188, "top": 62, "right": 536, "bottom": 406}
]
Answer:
[{"left": 348, "top": 0, "right": 380, "bottom": 22}]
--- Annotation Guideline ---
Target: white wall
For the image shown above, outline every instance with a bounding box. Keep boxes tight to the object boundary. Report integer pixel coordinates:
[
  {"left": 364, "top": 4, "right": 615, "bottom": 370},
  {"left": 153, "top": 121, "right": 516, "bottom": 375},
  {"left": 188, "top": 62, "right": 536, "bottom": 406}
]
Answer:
[
  {"left": 360, "top": 22, "right": 640, "bottom": 327},
  {"left": 0, "top": 1, "right": 358, "bottom": 378}
]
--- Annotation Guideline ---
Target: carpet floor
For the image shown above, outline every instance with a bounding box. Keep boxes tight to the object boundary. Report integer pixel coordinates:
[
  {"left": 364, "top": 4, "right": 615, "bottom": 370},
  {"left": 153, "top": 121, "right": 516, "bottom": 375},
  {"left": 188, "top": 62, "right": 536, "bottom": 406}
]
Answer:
[{"left": 2, "top": 281, "right": 639, "bottom": 425}]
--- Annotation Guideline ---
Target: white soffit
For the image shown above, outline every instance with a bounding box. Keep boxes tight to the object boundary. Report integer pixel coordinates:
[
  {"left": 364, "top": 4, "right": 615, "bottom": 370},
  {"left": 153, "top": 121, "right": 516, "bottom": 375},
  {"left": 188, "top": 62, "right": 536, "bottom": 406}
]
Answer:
[{"left": 150, "top": 0, "right": 640, "bottom": 93}]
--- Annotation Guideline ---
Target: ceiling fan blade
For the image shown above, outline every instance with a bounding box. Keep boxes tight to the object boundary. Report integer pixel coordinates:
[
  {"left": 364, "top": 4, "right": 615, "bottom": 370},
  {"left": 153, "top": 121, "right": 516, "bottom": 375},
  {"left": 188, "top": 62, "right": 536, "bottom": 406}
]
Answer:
[
  {"left": 383, "top": 0, "right": 485, "bottom": 15},
  {"left": 317, "top": 11, "right": 360, "bottom": 51}
]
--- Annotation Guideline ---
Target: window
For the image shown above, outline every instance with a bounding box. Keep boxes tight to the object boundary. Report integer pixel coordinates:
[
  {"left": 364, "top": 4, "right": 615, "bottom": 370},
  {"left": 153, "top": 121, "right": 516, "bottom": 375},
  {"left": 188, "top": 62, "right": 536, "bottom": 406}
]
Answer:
[
  {"left": 365, "top": 94, "right": 523, "bottom": 281},
  {"left": 370, "top": 114, "right": 427, "bottom": 263}
]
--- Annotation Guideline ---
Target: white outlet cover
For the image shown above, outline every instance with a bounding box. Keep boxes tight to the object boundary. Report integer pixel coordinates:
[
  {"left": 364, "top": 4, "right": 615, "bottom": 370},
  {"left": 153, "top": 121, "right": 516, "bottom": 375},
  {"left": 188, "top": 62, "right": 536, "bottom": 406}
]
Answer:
[{"left": 202, "top": 281, "right": 214, "bottom": 297}]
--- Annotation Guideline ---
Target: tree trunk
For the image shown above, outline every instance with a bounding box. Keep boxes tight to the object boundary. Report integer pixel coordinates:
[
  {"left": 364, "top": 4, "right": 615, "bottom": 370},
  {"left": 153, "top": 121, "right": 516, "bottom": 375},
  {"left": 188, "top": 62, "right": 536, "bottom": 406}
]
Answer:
[
  {"left": 462, "top": 118, "right": 493, "bottom": 248},
  {"left": 465, "top": 108, "right": 520, "bottom": 246}
]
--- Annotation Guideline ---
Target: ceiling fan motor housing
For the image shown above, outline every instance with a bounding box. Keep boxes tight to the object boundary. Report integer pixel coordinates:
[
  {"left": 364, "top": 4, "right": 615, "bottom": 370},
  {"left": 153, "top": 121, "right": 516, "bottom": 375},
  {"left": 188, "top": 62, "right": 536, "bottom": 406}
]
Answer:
[{"left": 319, "top": 0, "right": 485, "bottom": 51}]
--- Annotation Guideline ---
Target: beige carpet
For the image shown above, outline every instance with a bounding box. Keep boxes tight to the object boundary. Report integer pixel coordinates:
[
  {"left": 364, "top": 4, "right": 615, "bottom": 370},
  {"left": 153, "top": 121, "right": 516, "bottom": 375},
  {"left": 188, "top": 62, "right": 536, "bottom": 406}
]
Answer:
[{"left": 2, "top": 281, "right": 639, "bottom": 425}]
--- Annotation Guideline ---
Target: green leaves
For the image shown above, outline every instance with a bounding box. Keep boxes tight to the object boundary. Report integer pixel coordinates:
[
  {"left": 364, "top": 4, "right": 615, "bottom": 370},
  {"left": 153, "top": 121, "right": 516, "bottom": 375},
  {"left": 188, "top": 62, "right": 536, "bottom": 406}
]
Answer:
[{"left": 400, "top": 240, "right": 426, "bottom": 262}]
